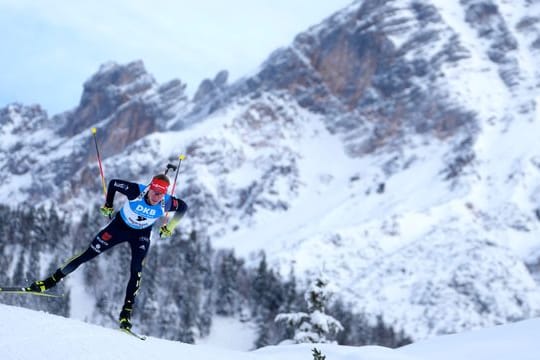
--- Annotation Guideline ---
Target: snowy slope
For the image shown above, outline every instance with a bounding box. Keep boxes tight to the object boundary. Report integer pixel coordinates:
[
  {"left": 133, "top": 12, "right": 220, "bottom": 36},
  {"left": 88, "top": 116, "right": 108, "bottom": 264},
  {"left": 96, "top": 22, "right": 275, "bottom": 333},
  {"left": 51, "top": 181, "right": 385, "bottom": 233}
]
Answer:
[{"left": 0, "top": 303, "right": 538, "bottom": 360}]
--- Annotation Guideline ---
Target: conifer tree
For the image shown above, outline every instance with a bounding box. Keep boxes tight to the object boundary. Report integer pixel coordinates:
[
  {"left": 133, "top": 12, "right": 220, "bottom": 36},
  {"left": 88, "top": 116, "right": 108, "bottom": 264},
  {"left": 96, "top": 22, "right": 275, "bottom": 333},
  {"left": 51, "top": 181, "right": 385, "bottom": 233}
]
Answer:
[
  {"left": 275, "top": 275, "right": 343, "bottom": 344},
  {"left": 214, "top": 249, "right": 243, "bottom": 316},
  {"left": 312, "top": 348, "right": 326, "bottom": 360}
]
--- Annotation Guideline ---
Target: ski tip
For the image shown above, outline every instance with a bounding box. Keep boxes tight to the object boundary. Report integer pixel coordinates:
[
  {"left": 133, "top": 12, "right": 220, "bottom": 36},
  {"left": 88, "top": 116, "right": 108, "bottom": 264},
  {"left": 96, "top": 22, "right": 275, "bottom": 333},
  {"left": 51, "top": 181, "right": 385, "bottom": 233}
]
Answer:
[{"left": 120, "top": 328, "right": 147, "bottom": 340}]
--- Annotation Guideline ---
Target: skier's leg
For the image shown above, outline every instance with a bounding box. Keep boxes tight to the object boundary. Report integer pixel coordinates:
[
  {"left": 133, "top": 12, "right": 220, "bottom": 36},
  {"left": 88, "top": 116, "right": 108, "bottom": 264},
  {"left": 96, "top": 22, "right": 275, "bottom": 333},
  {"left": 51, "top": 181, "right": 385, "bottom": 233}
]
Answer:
[
  {"left": 29, "top": 226, "right": 122, "bottom": 292},
  {"left": 119, "top": 233, "right": 150, "bottom": 329}
]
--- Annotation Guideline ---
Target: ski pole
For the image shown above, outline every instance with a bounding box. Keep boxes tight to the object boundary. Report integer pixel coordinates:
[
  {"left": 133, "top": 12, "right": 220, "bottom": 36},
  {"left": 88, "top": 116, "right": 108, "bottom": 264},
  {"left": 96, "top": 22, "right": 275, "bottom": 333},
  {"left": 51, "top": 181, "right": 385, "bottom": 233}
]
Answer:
[
  {"left": 91, "top": 127, "right": 107, "bottom": 198},
  {"left": 164, "top": 154, "right": 185, "bottom": 222},
  {"left": 164, "top": 163, "right": 177, "bottom": 177},
  {"left": 170, "top": 154, "right": 185, "bottom": 197}
]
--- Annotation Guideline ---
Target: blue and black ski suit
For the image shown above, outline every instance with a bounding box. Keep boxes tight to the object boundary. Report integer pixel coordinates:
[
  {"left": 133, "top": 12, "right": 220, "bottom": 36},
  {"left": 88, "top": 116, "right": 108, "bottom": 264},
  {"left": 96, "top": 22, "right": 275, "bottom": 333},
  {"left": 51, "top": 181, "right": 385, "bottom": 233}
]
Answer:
[{"left": 55, "top": 179, "right": 187, "bottom": 311}]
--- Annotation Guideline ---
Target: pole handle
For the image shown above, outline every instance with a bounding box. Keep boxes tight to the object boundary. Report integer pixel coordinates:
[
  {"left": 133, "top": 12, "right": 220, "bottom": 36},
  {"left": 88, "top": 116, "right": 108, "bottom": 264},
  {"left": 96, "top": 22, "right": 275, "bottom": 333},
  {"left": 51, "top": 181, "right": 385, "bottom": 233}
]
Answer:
[{"left": 164, "top": 154, "right": 185, "bottom": 223}]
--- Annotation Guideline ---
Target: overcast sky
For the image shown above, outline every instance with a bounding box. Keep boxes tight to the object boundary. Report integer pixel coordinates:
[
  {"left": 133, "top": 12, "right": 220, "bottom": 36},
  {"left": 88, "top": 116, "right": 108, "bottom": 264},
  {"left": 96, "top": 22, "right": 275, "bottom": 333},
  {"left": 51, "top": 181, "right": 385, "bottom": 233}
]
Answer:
[{"left": 0, "top": 0, "right": 353, "bottom": 115}]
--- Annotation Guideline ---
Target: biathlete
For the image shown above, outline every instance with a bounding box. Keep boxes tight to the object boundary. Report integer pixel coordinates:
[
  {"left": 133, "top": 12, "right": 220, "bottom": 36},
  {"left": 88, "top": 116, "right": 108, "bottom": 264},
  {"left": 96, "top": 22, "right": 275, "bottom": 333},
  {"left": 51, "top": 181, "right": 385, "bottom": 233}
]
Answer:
[{"left": 28, "top": 174, "right": 188, "bottom": 330}]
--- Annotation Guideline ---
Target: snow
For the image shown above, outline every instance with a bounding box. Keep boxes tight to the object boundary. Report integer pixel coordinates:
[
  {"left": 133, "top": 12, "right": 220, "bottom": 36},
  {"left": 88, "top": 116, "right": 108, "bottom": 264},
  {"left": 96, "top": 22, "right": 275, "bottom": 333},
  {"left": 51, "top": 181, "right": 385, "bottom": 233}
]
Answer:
[
  {"left": 400, "top": 317, "right": 538, "bottom": 360},
  {"left": 197, "top": 316, "right": 258, "bottom": 351},
  {"left": 67, "top": 270, "right": 97, "bottom": 323},
  {"left": 0, "top": 303, "right": 538, "bottom": 360}
]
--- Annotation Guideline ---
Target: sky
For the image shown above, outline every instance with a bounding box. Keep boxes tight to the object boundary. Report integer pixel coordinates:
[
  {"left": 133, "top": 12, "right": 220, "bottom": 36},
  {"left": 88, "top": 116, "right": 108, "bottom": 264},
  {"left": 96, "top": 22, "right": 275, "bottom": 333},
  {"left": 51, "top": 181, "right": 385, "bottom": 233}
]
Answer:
[
  {"left": 0, "top": 0, "right": 353, "bottom": 116},
  {"left": 0, "top": 303, "right": 538, "bottom": 360}
]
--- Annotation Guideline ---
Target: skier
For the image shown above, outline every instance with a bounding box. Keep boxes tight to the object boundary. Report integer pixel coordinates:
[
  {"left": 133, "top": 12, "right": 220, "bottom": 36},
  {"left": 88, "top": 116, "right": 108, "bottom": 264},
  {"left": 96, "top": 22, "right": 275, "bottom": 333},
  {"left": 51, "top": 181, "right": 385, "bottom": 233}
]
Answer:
[{"left": 27, "top": 174, "right": 188, "bottom": 331}]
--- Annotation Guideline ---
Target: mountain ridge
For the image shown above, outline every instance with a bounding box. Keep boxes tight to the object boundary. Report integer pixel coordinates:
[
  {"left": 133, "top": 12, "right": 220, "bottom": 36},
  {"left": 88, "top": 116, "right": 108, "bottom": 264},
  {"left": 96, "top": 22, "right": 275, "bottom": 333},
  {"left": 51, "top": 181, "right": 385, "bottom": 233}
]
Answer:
[{"left": 1, "top": 0, "right": 540, "bottom": 342}]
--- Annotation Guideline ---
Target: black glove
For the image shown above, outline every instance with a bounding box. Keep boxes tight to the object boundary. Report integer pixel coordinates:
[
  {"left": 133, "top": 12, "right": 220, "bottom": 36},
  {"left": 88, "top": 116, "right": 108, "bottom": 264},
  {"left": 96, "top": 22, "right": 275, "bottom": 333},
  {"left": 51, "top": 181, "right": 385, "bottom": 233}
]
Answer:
[{"left": 159, "top": 225, "right": 173, "bottom": 238}]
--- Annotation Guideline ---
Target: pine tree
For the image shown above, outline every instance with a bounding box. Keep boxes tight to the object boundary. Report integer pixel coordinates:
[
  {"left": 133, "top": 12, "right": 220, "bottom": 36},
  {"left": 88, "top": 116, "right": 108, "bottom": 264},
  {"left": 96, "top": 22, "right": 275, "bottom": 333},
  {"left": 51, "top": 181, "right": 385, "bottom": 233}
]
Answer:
[
  {"left": 251, "top": 252, "right": 290, "bottom": 346},
  {"left": 214, "top": 249, "right": 243, "bottom": 316},
  {"left": 330, "top": 299, "right": 412, "bottom": 347},
  {"left": 275, "top": 275, "right": 343, "bottom": 344},
  {"left": 312, "top": 348, "right": 327, "bottom": 360},
  {"left": 251, "top": 252, "right": 270, "bottom": 315},
  {"left": 198, "top": 294, "right": 214, "bottom": 338},
  {"left": 251, "top": 253, "right": 285, "bottom": 316}
]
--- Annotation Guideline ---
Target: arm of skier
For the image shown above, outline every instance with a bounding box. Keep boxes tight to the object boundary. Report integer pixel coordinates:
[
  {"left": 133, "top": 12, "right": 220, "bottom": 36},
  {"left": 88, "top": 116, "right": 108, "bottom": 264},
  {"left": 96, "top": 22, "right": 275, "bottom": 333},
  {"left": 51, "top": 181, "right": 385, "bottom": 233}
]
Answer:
[
  {"left": 169, "top": 197, "right": 188, "bottom": 227},
  {"left": 159, "top": 197, "right": 188, "bottom": 238},
  {"left": 100, "top": 179, "right": 140, "bottom": 217}
]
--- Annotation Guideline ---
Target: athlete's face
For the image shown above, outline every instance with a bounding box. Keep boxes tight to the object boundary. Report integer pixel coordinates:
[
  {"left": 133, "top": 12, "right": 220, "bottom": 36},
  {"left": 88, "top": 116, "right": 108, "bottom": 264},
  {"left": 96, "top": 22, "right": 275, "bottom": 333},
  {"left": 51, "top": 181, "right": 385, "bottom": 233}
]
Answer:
[{"left": 147, "top": 189, "right": 165, "bottom": 205}]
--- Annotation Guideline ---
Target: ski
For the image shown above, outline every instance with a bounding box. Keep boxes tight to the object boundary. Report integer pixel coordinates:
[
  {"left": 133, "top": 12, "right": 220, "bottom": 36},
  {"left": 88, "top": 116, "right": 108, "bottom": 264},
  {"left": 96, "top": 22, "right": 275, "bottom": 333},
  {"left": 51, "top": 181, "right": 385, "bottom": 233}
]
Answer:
[
  {"left": 0, "top": 286, "right": 63, "bottom": 298},
  {"left": 120, "top": 328, "right": 147, "bottom": 341}
]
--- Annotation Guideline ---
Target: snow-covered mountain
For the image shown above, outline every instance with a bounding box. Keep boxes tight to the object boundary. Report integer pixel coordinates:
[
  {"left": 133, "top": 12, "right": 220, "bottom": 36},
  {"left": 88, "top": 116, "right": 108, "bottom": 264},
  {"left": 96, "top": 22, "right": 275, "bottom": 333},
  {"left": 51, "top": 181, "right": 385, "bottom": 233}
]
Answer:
[{"left": 2, "top": 0, "right": 540, "bottom": 342}]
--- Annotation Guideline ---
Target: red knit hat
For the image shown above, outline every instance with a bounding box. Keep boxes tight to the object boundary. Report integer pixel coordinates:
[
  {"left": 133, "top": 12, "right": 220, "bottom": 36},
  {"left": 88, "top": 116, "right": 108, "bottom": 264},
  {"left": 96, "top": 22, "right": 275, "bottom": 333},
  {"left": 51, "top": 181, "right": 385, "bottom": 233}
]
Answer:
[{"left": 150, "top": 177, "right": 169, "bottom": 194}]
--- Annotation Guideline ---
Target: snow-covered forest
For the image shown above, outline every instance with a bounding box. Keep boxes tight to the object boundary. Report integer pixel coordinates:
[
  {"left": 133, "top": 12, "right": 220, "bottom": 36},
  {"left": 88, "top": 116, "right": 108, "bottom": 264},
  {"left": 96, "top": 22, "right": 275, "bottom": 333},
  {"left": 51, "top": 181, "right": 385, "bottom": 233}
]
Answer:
[{"left": 0, "top": 204, "right": 408, "bottom": 347}]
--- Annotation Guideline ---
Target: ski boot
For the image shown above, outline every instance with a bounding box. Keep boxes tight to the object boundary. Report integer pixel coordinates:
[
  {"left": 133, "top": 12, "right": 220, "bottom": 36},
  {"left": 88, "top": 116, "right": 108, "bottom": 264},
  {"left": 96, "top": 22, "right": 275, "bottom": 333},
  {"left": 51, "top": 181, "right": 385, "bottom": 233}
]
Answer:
[
  {"left": 119, "top": 304, "right": 133, "bottom": 330},
  {"left": 27, "top": 269, "right": 64, "bottom": 293}
]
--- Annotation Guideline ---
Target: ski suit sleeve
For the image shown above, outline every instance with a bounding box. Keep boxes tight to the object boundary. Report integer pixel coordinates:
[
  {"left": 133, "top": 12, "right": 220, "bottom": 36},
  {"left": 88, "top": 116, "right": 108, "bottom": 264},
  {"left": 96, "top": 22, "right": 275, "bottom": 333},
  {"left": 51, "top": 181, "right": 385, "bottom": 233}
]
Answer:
[
  {"left": 104, "top": 179, "right": 141, "bottom": 207},
  {"left": 165, "top": 197, "right": 188, "bottom": 229}
]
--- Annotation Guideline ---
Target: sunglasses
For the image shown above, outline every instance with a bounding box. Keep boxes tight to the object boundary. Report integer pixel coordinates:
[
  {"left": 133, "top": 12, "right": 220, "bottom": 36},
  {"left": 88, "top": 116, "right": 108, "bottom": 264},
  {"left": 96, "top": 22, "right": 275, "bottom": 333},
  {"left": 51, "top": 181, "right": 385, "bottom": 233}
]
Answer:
[{"left": 150, "top": 189, "right": 165, "bottom": 196}]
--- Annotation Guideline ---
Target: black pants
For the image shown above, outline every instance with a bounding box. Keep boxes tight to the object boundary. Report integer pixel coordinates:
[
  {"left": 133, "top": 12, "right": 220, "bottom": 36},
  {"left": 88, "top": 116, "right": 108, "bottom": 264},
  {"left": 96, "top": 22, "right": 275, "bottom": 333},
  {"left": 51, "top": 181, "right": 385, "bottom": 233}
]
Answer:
[{"left": 57, "top": 217, "right": 151, "bottom": 309}]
